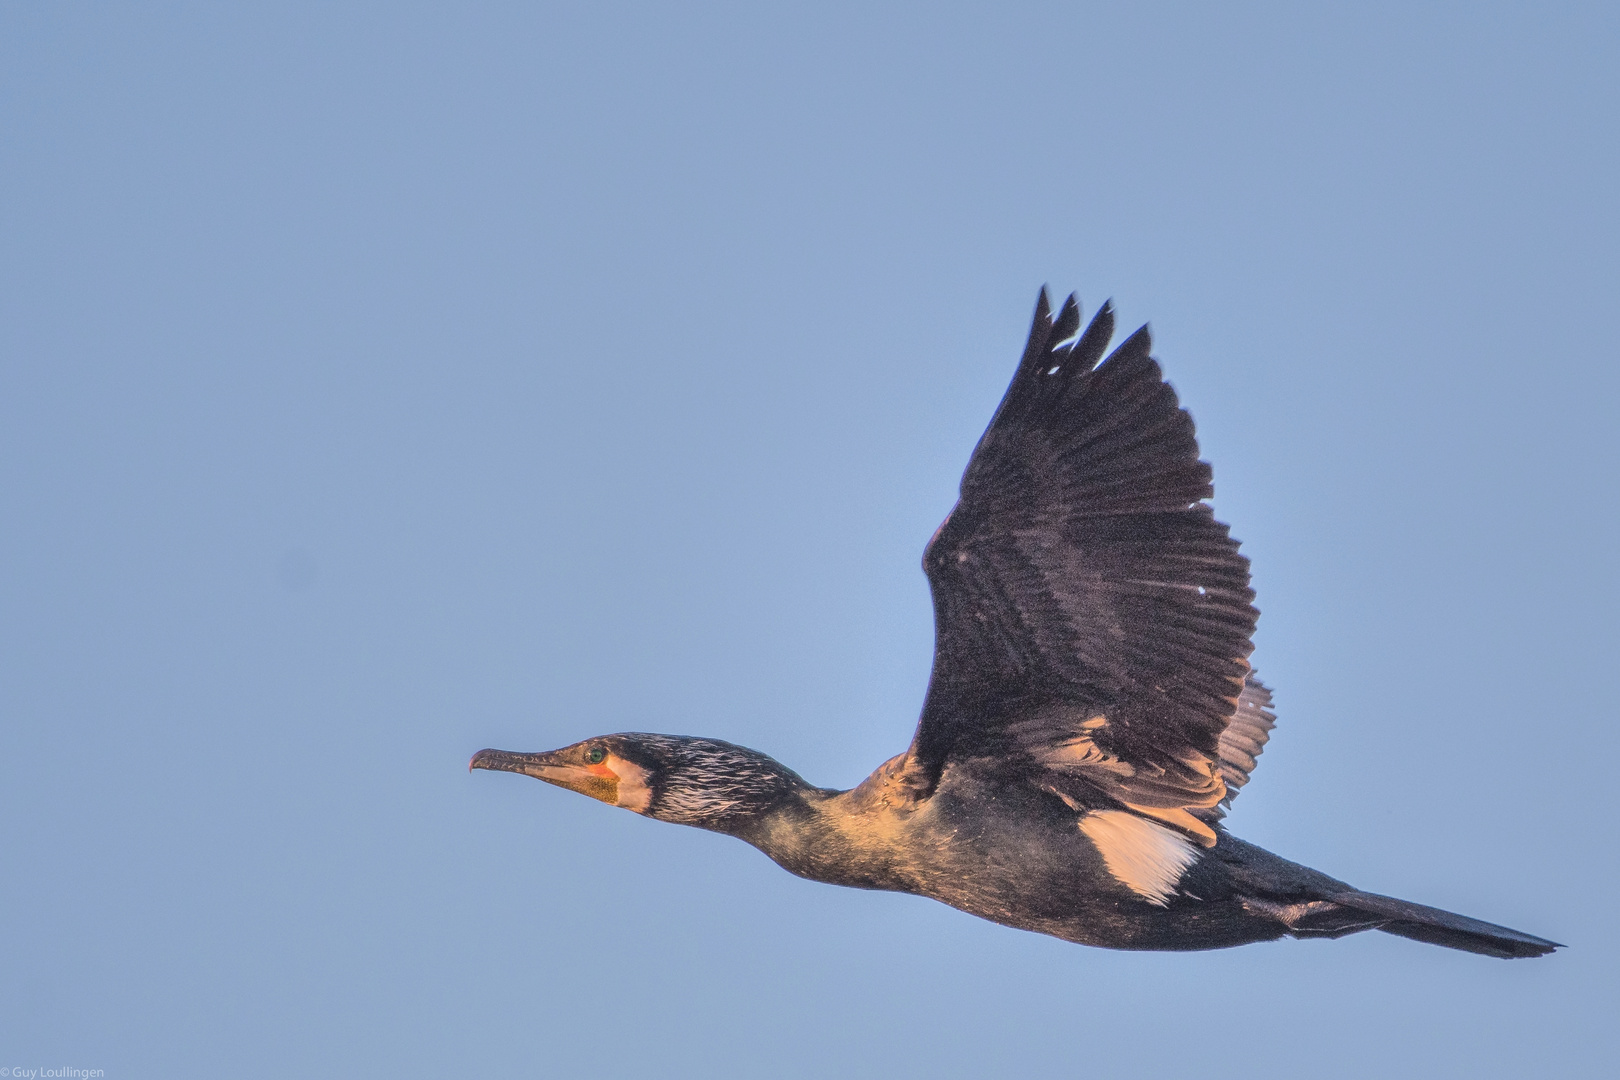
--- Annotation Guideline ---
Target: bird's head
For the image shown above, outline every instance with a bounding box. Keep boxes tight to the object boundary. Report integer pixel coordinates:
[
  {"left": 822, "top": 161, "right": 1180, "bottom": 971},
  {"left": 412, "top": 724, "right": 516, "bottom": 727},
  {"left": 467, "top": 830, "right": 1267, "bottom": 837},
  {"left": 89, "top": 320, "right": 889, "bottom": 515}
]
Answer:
[{"left": 470, "top": 733, "right": 812, "bottom": 834}]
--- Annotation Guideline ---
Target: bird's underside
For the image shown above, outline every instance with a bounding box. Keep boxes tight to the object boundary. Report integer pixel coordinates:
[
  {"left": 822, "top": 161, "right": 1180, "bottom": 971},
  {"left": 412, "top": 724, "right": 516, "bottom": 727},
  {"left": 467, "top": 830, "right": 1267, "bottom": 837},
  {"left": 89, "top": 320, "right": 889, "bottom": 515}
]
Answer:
[{"left": 471, "top": 289, "right": 1559, "bottom": 960}]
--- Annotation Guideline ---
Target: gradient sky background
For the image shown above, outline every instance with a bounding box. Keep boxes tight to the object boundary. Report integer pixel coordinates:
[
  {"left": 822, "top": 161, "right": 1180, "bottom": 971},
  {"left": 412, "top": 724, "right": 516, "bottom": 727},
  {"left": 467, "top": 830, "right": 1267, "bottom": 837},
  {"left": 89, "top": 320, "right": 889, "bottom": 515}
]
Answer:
[{"left": 4, "top": 3, "right": 1618, "bottom": 1077}]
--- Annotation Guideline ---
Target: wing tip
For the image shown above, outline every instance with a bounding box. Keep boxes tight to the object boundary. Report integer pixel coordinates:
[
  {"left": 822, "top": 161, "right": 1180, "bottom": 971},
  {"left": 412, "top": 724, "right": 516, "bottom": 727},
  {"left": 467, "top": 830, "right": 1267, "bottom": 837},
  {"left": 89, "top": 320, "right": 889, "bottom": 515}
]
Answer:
[
  {"left": 1020, "top": 287, "right": 1056, "bottom": 370},
  {"left": 1111, "top": 322, "right": 1153, "bottom": 360},
  {"left": 1051, "top": 292, "right": 1081, "bottom": 346}
]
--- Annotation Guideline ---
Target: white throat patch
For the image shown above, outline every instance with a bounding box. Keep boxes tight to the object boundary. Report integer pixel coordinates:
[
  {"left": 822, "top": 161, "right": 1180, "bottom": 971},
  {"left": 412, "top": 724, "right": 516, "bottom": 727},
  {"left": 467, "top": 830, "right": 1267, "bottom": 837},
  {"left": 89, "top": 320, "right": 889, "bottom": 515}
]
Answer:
[
  {"left": 1079, "top": 810, "right": 1201, "bottom": 906},
  {"left": 608, "top": 755, "right": 653, "bottom": 813}
]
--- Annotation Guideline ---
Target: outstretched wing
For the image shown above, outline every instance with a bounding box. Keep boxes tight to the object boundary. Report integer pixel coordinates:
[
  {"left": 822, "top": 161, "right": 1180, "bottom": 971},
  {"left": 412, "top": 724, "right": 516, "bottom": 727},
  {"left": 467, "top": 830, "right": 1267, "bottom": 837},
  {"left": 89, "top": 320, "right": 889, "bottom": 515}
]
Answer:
[{"left": 903, "top": 290, "right": 1259, "bottom": 845}]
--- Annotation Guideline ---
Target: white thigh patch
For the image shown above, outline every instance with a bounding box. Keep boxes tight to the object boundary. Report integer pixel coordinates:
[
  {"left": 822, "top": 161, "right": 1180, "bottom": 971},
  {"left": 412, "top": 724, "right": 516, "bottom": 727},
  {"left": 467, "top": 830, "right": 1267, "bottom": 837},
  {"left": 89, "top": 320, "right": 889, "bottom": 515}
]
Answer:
[{"left": 1079, "top": 810, "right": 1201, "bottom": 906}]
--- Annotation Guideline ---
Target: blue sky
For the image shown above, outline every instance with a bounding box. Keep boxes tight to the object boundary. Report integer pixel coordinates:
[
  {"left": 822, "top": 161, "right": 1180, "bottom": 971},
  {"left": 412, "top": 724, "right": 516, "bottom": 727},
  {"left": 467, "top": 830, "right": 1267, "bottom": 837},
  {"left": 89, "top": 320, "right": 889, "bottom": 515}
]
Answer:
[{"left": 3, "top": 3, "right": 1617, "bottom": 1076}]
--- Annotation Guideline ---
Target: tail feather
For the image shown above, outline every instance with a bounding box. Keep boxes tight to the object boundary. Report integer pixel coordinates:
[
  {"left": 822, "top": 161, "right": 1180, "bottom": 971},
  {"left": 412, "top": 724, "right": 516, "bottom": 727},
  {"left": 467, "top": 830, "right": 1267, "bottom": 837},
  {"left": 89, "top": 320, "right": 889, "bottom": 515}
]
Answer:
[{"left": 1329, "top": 891, "right": 1561, "bottom": 959}]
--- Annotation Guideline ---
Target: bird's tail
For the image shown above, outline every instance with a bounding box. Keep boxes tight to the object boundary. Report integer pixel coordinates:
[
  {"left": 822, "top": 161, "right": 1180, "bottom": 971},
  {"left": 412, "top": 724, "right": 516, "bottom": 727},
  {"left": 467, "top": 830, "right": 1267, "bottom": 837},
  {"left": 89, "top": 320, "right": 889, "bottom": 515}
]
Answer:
[{"left": 1326, "top": 890, "right": 1560, "bottom": 959}]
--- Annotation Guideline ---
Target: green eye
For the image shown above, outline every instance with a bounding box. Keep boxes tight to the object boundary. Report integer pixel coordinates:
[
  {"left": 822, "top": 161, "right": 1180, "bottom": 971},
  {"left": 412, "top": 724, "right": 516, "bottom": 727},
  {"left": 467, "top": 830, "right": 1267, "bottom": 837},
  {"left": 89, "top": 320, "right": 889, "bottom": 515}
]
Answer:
[{"left": 584, "top": 746, "right": 607, "bottom": 765}]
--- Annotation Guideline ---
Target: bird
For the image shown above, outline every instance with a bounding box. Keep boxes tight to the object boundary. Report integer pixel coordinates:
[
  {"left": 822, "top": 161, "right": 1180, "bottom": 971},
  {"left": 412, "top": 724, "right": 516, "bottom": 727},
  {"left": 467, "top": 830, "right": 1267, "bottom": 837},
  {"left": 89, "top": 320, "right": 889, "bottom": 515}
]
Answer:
[{"left": 472, "top": 290, "right": 1558, "bottom": 959}]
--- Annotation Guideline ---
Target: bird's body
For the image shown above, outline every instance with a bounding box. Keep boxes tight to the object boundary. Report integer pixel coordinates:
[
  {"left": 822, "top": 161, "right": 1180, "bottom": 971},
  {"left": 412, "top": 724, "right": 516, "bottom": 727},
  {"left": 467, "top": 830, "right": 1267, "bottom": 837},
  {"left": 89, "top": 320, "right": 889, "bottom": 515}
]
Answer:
[
  {"left": 745, "top": 751, "right": 1311, "bottom": 953},
  {"left": 763, "top": 764, "right": 1280, "bottom": 952},
  {"left": 473, "top": 291, "right": 1558, "bottom": 959}
]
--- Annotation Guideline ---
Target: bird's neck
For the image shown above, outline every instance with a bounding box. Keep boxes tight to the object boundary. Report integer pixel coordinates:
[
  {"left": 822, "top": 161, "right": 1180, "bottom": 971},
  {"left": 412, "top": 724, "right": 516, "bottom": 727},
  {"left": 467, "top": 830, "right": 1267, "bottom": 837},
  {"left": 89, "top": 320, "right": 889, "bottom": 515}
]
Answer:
[{"left": 733, "top": 754, "right": 920, "bottom": 892}]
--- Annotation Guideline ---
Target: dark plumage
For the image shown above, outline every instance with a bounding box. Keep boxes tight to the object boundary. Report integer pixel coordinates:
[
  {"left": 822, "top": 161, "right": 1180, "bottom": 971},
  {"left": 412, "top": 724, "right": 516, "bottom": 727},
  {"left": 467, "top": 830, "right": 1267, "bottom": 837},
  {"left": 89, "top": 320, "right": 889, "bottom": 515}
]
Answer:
[{"left": 472, "top": 291, "right": 1559, "bottom": 959}]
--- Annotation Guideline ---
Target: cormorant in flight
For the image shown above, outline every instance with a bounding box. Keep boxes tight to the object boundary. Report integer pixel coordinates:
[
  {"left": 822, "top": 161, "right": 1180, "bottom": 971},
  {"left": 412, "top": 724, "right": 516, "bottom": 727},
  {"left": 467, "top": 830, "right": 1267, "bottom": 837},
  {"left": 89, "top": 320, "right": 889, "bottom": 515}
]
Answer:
[{"left": 473, "top": 291, "right": 1557, "bottom": 958}]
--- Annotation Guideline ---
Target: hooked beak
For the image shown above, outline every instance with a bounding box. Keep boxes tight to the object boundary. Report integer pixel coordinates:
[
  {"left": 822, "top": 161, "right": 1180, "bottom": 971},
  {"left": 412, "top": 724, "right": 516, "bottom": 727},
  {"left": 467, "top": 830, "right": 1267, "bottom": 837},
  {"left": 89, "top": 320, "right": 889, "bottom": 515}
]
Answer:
[{"left": 469, "top": 747, "right": 619, "bottom": 804}]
